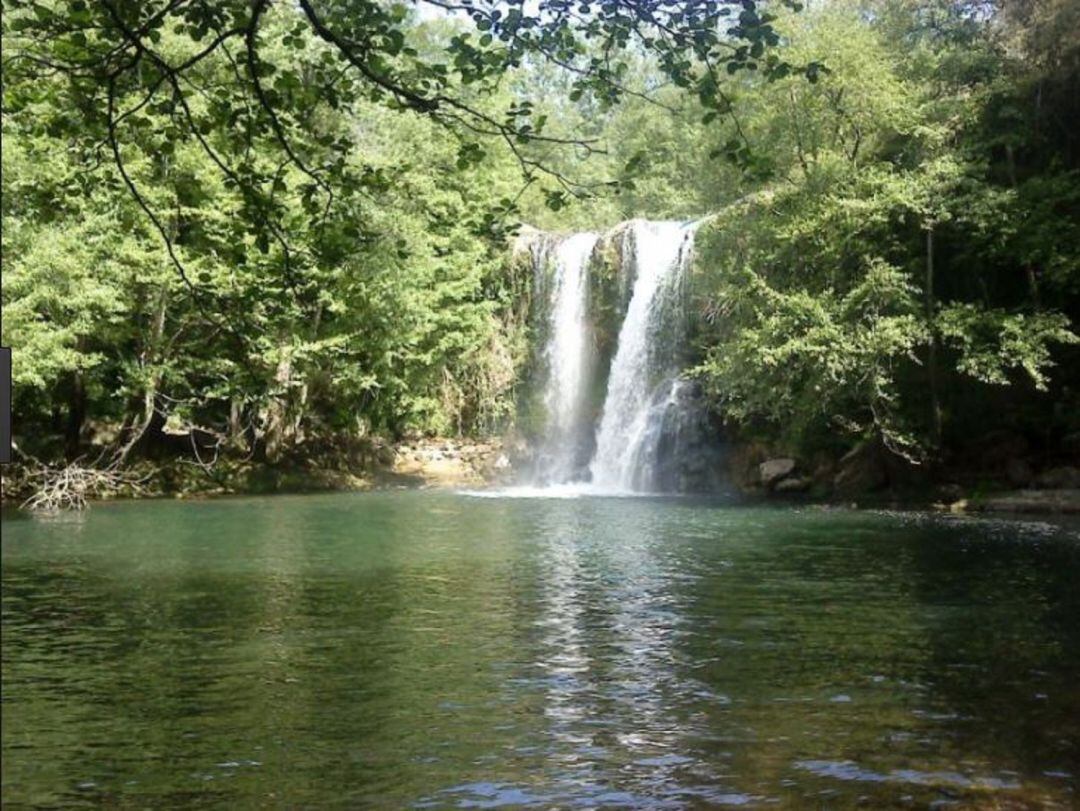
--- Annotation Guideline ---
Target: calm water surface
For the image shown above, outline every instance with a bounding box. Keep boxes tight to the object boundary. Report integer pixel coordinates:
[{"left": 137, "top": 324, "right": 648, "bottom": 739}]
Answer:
[{"left": 2, "top": 491, "right": 1079, "bottom": 809}]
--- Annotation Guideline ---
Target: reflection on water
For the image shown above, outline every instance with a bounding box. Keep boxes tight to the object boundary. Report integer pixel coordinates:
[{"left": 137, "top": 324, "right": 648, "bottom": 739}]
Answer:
[{"left": 2, "top": 493, "right": 1079, "bottom": 808}]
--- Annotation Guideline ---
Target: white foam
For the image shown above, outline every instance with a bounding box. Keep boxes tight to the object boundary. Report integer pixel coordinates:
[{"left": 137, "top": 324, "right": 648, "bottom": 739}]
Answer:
[{"left": 457, "top": 483, "right": 640, "bottom": 500}]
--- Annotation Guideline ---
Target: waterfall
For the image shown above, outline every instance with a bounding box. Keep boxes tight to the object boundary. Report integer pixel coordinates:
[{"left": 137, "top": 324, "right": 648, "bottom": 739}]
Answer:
[
  {"left": 533, "top": 232, "right": 599, "bottom": 484},
  {"left": 590, "top": 220, "right": 698, "bottom": 491},
  {"left": 519, "top": 218, "right": 716, "bottom": 495}
]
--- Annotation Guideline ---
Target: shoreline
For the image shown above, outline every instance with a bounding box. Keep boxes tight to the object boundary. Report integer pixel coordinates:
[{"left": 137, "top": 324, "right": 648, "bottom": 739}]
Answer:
[
  {"left": 3, "top": 434, "right": 1079, "bottom": 517},
  {"left": 3, "top": 453, "right": 1079, "bottom": 521}
]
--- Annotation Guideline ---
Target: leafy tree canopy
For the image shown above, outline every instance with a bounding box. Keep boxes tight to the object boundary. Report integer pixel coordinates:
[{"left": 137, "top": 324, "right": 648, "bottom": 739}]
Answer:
[{"left": 3, "top": 0, "right": 814, "bottom": 290}]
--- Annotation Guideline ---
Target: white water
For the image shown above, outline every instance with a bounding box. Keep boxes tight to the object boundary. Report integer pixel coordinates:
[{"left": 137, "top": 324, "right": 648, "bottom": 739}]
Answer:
[
  {"left": 535, "top": 232, "right": 598, "bottom": 484},
  {"left": 520, "top": 219, "right": 701, "bottom": 495},
  {"left": 589, "top": 220, "right": 697, "bottom": 491},
  {"left": 626, "top": 377, "right": 690, "bottom": 489},
  {"left": 459, "top": 484, "right": 639, "bottom": 499}
]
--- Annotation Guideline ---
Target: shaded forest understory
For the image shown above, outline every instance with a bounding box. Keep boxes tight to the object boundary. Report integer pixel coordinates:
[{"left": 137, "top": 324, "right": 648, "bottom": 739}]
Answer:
[{"left": 2, "top": 0, "right": 1079, "bottom": 508}]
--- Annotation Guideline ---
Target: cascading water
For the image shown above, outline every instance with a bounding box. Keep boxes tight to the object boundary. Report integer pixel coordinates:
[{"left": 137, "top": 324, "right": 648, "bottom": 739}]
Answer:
[
  {"left": 533, "top": 232, "right": 599, "bottom": 484},
  {"left": 519, "top": 218, "right": 719, "bottom": 495},
  {"left": 625, "top": 377, "right": 726, "bottom": 492},
  {"left": 589, "top": 220, "right": 699, "bottom": 491}
]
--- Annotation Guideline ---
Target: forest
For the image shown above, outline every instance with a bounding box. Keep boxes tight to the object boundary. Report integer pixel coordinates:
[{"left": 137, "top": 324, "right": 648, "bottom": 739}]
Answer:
[{"left": 2, "top": 0, "right": 1078, "bottom": 504}]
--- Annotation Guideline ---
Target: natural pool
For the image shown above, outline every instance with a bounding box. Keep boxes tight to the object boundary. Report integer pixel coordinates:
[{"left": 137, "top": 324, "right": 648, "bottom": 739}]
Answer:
[{"left": 2, "top": 491, "right": 1078, "bottom": 808}]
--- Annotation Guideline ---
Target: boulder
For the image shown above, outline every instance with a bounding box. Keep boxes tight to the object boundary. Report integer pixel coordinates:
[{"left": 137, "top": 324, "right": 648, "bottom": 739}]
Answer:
[
  {"left": 374, "top": 443, "right": 397, "bottom": 467},
  {"left": 810, "top": 455, "right": 838, "bottom": 488},
  {"left": 727, "top": 441, "right": 769, "bottom": 492},
  {"left": 833, "top": 440, "right": 887, "bottom": 496},
  {"left": 775, "top": 476, "right": 812, "bottom": 494},
  {"left": 759, "top": 458, "right": 796, "bottom": 487}
]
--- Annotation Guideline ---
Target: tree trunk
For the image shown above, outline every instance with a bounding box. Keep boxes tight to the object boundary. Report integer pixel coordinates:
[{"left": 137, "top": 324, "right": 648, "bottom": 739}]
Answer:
[
  {"left": 262, "top": 354, "right": 293, "bottom": 463},
  {"left": 1006, "top": 144, "right": 1041, "bottom": 307},
  {"left": 229, "top": 398, "right": 246, "bottom": 449},
  {"left": 115, "top": 289, "right": 168, "bottom": 464},
  {"left": 1025, "top": 265, "right": 1041, "bottom": 308},
  {"left": 66, "top": 369, "right": 85, "bottom": 459},
  {"left": 925, "top": 227, "right": 943, "bottom": 446},
  {"left": 290, "top": 304, "right": 323, "bottom": 441}
]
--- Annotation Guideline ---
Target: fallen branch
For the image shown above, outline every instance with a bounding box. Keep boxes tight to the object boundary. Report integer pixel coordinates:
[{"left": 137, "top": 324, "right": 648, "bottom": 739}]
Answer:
[{"left": 21, "top": 461, "right": 151, "bottom": 512}]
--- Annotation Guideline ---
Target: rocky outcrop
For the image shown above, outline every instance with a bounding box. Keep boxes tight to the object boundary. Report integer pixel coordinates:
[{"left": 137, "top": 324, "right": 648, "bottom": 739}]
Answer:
[
  {"left": 590, "top": 222, "right": 634, "bottom": 370},
  {"left": 946, "top": 428, "right": 1080, "bottom": 498},
  {"left": 759, "top": 457, "right": 796, "bottom": 487},
  {"left": 633, "top": 379, "right": 726, "bottom": 492},
  {"left": 775, "top": 475, "right": 813, "bottom": 494},
  {"left": 833, "top": 440, "right": 888, "bottom": 497},
  {"left": 388, "top": 438, "right": 512, "bottom": 488},
  {"left": 727, "top": 442, "right": 768, "bottom": 492},
  {"left": 729, "top": 448, "right": 816, "bottom": 496}
]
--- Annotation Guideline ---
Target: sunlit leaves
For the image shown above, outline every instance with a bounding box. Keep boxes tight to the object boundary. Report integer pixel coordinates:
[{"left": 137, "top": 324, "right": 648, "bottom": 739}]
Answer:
[{"left": 938, "top": 305, "right": 1078, "bottom": 391}]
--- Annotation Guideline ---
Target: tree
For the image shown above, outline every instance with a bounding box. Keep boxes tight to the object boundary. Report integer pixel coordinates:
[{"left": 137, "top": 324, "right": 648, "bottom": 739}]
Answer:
[
  {"left": 690, "top": 0, "right": 1079, "bottom": 462},
  {"left": 3, "top": 0, "right": 808, "bottom": 290}
]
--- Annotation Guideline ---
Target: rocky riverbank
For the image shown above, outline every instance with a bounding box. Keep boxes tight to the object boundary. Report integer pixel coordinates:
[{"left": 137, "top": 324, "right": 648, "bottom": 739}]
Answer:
[
  {"left": 728, "top": 431, "right": 1080, "bottom": 515},
  {"left": 384, "top": 437, "right": 515, "bottom": 488},
  {"left": 5, "top": 427, "right": 1079, "bottom": 517}
]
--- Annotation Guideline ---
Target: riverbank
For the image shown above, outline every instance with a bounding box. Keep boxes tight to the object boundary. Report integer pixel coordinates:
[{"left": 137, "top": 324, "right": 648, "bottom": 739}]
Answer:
[
  {"left": 0, "top": 436, "right": 516, "bottom": 507},
  {"left": 3, "top": 435, "right": 1080, "bottom": 517},
  {"left": 728, "top": 433, "right": 1080, "bottom": 516}
]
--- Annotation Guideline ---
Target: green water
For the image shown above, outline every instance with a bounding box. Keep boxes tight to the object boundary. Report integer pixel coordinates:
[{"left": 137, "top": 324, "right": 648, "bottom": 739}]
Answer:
[{"left": 2, "top": 492, "right": 1078, "bottom": 809}]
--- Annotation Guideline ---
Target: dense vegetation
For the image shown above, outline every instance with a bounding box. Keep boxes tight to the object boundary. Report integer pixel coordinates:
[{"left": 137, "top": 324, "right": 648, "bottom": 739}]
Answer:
[
  {"left": 2, "top": 0, "right": 1078, "bottom": 495},
  {"left": 1, "top": 0, "right": 799, "bottom": 466},
  {"left": 688, "top": 0, "right": 1080, "bottom": 470}
]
